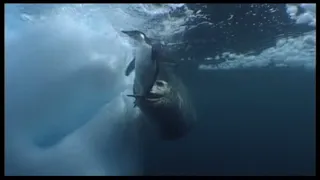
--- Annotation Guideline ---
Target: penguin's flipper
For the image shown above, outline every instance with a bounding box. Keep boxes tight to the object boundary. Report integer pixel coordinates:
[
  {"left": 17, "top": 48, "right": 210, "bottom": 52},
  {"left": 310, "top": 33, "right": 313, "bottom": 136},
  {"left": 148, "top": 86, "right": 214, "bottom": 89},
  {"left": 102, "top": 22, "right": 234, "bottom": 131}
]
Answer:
[
  {"left": 125, "top": 58, "right": 135, "bottom": 76},
  {"left": 127, "top": 93, "right": 164, "bottom": 107},
  {"left": 127, "top": 94, "right": 144, "bottom": 107},
  {"left": 127, "top": 94, "right": 144, "bottom": 98}
]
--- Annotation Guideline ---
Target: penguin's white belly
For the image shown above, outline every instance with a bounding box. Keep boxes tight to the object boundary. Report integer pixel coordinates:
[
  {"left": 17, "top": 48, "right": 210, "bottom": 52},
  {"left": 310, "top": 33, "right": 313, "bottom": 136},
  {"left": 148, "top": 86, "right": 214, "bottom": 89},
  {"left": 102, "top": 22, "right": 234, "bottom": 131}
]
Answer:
[{"left": 134, "top": 44, "right": 156, "bottom": 96}]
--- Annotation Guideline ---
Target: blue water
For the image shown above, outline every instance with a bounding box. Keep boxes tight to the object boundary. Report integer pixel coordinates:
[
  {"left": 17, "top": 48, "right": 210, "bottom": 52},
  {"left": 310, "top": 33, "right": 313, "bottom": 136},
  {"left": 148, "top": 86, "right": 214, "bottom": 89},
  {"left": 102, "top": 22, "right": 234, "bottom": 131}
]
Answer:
[{"left": 144, "top": 68, "right": 315, "bottom": 176}]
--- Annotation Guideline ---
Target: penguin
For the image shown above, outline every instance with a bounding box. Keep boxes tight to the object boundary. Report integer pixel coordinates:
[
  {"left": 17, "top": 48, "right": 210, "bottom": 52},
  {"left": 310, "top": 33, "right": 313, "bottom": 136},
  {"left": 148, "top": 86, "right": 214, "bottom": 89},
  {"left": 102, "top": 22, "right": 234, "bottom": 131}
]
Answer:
[
  {"left": 122, "top": 31, "right": 197, "bottom": 140},
  {"left": 121, "top": 30, "right": 160, "bottom": 106}
]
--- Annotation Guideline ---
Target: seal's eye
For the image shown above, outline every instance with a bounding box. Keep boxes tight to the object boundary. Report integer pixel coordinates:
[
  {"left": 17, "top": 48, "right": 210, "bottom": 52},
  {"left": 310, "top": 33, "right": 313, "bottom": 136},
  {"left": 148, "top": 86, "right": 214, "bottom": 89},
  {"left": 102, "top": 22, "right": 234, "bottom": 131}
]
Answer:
[{"left": 155, "top": 81, "right": 165, "bottom": 87}]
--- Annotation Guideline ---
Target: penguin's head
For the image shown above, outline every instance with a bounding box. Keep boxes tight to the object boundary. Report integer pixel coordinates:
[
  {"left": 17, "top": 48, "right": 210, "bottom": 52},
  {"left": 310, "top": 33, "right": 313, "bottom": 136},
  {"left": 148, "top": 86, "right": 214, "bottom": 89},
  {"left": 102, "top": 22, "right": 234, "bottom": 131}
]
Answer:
[{"left": 121, "top": 30, "right": 151, "bottom": 45}]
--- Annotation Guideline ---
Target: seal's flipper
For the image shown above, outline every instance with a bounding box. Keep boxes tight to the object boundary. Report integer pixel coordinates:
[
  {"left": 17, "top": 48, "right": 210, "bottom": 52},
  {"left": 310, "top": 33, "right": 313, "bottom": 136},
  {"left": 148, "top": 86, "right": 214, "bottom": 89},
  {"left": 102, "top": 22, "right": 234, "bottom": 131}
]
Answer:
[{"left": 125, "top": 58, "right": 135, "bottom": 76}]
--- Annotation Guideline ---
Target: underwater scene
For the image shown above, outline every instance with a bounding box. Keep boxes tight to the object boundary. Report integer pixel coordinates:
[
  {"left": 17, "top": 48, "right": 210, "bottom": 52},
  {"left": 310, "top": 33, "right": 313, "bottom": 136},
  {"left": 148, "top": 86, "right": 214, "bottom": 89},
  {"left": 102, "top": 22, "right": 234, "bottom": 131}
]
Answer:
[{"left": 5, "top": 3, "right": 315, "bottom": 176}]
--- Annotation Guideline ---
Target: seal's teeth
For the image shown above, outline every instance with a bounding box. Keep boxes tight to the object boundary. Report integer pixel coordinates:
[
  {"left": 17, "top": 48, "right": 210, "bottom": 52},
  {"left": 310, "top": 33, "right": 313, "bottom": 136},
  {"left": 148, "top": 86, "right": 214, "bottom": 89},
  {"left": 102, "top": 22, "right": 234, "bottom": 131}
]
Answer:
[{"left": 146, "top": 98, "right": 158, "bottom": 102}]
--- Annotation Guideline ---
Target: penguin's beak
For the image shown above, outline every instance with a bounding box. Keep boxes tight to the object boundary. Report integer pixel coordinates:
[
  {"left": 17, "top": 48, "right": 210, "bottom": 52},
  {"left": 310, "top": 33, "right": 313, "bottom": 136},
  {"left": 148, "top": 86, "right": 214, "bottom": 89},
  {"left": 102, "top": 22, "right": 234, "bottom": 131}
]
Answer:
[
  {"left": 121, "top": 30, "right": 147, "bottom": 43},
  {"left": 121, "top": 30, "right": 136, "bottom": 39}
]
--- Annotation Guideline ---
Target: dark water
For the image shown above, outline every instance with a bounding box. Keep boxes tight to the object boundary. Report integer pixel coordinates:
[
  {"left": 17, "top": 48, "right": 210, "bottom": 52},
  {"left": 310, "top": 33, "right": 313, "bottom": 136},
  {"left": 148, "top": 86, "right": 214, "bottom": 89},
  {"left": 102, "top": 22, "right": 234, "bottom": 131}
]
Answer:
[
  {"left": 143, "top": 68, "right": 315, "bottom": 176},
  {"left": 141, "top": 4, "right": 315, "bottom": 176}
]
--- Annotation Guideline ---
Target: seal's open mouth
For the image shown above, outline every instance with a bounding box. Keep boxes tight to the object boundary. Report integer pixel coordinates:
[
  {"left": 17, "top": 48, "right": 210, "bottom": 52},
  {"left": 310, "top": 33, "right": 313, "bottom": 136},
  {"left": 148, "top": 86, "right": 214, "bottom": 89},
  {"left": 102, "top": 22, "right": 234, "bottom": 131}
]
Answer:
[{"left": 147, "top": 92, "right": 163, "bottom": 99}]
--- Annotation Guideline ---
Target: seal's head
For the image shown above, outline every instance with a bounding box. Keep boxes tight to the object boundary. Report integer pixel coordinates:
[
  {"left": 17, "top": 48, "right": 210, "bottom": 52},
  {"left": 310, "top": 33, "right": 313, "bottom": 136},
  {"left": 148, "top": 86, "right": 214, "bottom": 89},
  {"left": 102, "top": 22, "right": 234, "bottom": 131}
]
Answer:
[
  {"left": 137, "top": 79, "right": 195, "bottom": 140},
  {"left": 147, "top": 80, "right": 172, "bottom": 105}
]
